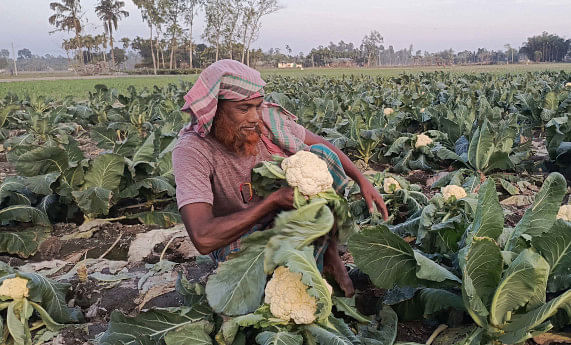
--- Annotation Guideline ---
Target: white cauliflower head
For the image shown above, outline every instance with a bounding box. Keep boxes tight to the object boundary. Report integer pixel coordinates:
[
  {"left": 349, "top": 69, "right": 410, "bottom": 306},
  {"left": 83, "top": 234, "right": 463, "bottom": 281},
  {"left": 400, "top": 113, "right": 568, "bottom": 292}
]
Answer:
[
  {"left": 264, "top": 266, "right": 318, "bottom": 324},
  {"left": 557, "top": 205, "right": 571, "bottom": 221},
  {"left": 383, "top": 108, "right": 395, "bottom": 116},
  {"left": 0, "top": 277, "right": 29, "bottom": 300},
  {"left": 415, "top": 134, "right": 433, "bottom": 148},
  {"left": 281, "top": 151, "right": 333, "bottom": 196},
  {"left": 565, "top": 82, "right": 571, "bottom": 88},
  {"left": 383, "top": 177, "right": 402, "bottom": 194},
  {"left": 442, "top": 185, "right": 467, "bottom": 202}
]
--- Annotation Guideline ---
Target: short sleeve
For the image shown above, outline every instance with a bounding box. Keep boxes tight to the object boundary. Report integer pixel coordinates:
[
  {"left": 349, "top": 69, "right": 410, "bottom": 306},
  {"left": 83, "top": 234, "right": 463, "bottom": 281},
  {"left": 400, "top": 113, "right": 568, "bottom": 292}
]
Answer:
[{"left": 172, "top": 138, "right": 214, "bottom": 209}]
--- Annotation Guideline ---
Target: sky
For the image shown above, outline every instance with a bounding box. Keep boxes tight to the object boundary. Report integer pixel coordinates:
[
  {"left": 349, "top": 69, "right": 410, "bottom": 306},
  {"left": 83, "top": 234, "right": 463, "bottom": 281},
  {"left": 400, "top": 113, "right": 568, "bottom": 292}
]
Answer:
[{"left": 0, "top": 0, "right": 569, "bottom": 57}]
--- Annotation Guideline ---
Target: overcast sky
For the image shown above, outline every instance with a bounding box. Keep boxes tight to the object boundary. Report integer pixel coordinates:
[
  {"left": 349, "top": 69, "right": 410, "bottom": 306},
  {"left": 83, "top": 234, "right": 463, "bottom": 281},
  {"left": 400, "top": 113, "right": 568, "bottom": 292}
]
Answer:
[{"left": 0, "top": 0, "right": 569, "bottom": 57}]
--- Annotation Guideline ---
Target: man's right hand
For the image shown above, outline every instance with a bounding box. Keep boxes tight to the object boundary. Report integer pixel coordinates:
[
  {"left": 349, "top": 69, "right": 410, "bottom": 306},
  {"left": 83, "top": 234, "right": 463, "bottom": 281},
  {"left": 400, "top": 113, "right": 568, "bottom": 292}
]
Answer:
[{"left": 268, "top": 187, "right": 295, "bottom": 210}]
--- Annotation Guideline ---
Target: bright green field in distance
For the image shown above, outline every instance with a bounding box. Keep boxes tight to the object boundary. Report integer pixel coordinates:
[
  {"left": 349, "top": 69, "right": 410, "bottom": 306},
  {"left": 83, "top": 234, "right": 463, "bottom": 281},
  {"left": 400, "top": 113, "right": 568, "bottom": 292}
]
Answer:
[{"left": 1, "top": 63, "right": 570, "bottom": 99}]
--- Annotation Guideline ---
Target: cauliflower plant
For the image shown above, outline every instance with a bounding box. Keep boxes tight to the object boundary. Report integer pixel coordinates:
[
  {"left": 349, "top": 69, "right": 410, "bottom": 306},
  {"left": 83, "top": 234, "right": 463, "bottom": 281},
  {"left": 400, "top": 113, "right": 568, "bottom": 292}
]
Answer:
[
  {"left": 415, "top": 134, "right": 433, "bottom": 149},
  {"left": 383, "top": 177, "right": 401, "bottom": 194},
  {"left": 281, "top": 151, "right": 333, "bottom": 197},
  {"left": 264, "top": 266, "right": 318, "bottom": 324},
  {"left": 442, "top": 185, "right": 467, "bottom": 202},
  {"left": 383, "top": 108, "right": 395, "bottom": 116},
  {"left": 0, "top": 277, "right": 29, "bottom": 300},
  {"left": 565, "top": 82, "right": 571, "bottom": 88},
  {"left": 557, "top": 205, "right": 571, "bottom": 221}
]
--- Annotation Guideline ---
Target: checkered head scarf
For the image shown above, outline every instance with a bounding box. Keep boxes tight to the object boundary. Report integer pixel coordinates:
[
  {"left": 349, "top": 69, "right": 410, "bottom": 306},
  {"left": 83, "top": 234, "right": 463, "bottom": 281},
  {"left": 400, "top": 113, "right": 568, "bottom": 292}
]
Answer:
[{"left": 180, "top": 59, "right": 307, "bottom": 155}]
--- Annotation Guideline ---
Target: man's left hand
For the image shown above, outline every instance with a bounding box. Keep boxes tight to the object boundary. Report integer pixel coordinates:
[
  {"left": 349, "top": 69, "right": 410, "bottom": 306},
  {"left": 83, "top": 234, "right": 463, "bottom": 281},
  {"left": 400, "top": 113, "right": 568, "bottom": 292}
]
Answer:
[{"left": 357, "top": 178, "right": 389, "bottom": 221}]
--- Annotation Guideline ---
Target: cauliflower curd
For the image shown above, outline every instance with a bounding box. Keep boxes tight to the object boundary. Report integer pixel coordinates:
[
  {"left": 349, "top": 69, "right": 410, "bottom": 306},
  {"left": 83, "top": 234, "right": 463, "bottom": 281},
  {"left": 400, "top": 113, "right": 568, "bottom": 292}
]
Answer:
[
  {"left": 281, "top": 151, "right": 333, "bottom": 196},
  {"left": 442, "top": 185, "right": 467, "bottom": 202},
  {"left": 264, "top": 266, "right": 318, "bottom": 324},
  {"left": 415, "top": 134, "right": 433, "bottom": 148},
  {"left": 383, "top": 108, "right": 395, "bottom": 116},
  {"left": 557, "top": 205, "right": 571, "bottom": 221},
  {"left": 383, "top": 177, "right": 401, "bottom": 194},
  {"left": 0, "top": 277, "right": 29, "bottom": 300}
]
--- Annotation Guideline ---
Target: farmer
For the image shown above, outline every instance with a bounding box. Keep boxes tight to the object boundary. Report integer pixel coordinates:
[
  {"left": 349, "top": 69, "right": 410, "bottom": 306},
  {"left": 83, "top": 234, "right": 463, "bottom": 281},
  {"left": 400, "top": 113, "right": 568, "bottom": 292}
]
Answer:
[{"left": 173, "top": 59, "right": 388, "bottom": 296}]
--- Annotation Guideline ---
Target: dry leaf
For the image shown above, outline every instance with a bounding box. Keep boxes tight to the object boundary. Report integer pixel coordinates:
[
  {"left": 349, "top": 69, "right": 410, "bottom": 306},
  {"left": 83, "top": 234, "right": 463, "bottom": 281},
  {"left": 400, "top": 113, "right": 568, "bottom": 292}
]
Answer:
[
  {"left": 135, "top": 282, "right": 176, "bottom": 311},
  {"left": 500, "top": 195, "right": 534, "bottom": 207},
  {"left": 533, "top": 332, "right": 571, "bottom": 345}
]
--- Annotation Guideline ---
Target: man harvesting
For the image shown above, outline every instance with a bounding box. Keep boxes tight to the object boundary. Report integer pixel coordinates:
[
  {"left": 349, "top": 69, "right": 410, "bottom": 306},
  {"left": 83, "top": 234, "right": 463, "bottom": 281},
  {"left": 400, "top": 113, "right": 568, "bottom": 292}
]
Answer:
[{"left": 173, "top": 60, "right": 388, "bottom": 296}]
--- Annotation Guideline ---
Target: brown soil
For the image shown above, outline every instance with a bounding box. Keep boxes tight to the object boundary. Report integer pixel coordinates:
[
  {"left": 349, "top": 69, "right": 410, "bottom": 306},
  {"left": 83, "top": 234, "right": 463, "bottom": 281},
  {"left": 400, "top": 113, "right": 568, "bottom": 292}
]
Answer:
[{"left": 396, "top": 321, "right": 438, "bottom": 343}]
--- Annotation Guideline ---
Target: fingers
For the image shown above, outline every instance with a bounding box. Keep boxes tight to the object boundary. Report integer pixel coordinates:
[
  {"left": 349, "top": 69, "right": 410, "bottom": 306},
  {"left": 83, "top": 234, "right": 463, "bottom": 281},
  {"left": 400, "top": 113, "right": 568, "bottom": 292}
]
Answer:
[{"left": 374, "top": 196, "right": 389, "bottom": 221}]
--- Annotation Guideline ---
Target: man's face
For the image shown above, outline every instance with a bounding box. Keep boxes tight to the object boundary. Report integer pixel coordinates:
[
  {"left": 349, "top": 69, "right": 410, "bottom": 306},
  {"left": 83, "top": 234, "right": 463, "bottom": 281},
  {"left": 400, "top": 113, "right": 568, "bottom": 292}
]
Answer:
[{"left": 212, "top": 97, "right": 264, "bottom": 156}]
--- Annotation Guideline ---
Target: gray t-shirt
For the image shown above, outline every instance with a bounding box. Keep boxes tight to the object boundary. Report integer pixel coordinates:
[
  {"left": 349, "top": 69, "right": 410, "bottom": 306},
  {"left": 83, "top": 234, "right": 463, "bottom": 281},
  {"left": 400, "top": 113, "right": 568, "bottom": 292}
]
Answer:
[{"left": 173, "top": 123, "right": 305, "bottom": 216}]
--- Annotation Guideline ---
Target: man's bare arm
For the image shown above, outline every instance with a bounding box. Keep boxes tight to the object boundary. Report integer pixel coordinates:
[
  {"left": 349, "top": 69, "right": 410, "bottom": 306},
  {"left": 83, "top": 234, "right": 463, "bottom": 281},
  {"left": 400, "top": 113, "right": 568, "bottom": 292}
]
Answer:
[
  {"left": 304, "top": 129, "right": 389, "bottom": 220},
  {"left": 180, "top": 187, "right": 294, "bottom": 255}
]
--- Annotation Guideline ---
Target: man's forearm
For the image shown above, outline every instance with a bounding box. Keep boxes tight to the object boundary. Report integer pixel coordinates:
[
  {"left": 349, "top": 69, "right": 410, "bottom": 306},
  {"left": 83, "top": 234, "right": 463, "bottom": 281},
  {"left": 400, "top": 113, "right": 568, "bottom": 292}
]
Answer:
[{"left": 180, "top": 195, "right": 280, "bottom": 255}]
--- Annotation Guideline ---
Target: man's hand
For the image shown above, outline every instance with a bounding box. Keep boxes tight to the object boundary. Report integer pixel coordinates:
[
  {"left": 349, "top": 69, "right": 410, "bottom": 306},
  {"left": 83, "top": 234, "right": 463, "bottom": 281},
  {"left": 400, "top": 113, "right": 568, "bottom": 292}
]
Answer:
[
  {"left": 357, "top": 177, "right": 389, "bottom": 221},
  {"left": 268, "top": 187, "right": 295, "bottom": 210}
]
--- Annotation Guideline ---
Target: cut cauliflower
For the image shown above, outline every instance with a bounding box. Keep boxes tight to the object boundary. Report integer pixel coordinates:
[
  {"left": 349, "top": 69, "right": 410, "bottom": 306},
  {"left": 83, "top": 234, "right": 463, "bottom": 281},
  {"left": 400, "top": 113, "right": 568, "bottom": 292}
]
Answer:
[
  {"left": 264, "top": 266, "right": 318, "bottom": 324},
  {"left": 383, "top": 108, "right": 395, "bottom": 116},
  {"left": 557, "top": 205, "right": 571, "bottom": 221},
  {"left": 442, "top": 185, "right": 467, "bottom": 202},
  {"left": 281, "top": 151, "right": 333, "bottom": 196},
  {"left": 0, "top": 277, "right": 29, "bottom": 300},
  {"left": 415, "top": 134, "right": 433, "bottom": 148},
  {"left": 565, "top": 82, "right": 571, "bottom": 88},
  {"left": 383, "top": 177, "right": 401, "bottom": 194}
]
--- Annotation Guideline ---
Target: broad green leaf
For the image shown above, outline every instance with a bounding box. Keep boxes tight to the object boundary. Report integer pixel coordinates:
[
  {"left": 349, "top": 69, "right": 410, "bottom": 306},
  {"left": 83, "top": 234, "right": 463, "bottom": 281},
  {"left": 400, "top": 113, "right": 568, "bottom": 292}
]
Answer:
[
  {"left": 216, "top": 313, "right": 265, "bottom": 345},
  {"left": 304, "top": 324, "right": 354, "bottom": 345},
  {"left": 505, "top": 172, "right": 567, "bottom": 251},
  {"left": 29, "top": 301, "right": 65, "bottom": 331},
  {"left": 255, "top": 331, "right": 303, "bottom": 345},
  {"left": 98, "top": 307, "right": 211, "bottom": 345},
  {"left": 0, "top": 205, "right": 50, "bottom": 226},
  {"left": 164, "top": 320, "right": 213, "bottom": 345},
  {"left": 7, "top": 300, "right": 29, "bottom": 345},
  {"left": 205, "top": 230, "right": 277, "bottom": 316},
  {"left": 0, "top": 179, "right": 27, "bottom": 204},
  {"left": 273, "top": 246, "right": 332, "bottom": 322},
  {"left": 83, "top": 153, "right": 125, "bottom": 191},
  {"left": 358, "top": 305, "right": 398, "bottom": 345},
  {"left": 121, "top": 176, "right": 175, "bottom": 198},
  {"left": 14, "top": 146, "right": 69, "bottom": 177},
  {"left": 490, "top": 249, "right": 550, "bottom": 326},
  {"left": 132, "top": 205, "right": 181, "bottom": 228},
  {"left": 468, "top": 120, "right": 495, "bottom": 171},
  {"left": 348, "top": 225, "right": 418, "bottom": 289},
  {"left": 463, "top": 237, "right": 503, "bottom": 307},
  {"left": 465, "top": 178, "right": 503, "bottom": 247},
  {"left": 413, "top": 251, "right": 461, "bottom": 284},
  {"left": 332, "top": 296, "right": 370, "bottom": 323},
  {"left": 18, "top": 271, "right": 82, "bottom": 323},
  {"left": 499, "top": 289, "right": 571, "bottom": 344},
  {"left": 72, "top": 187, "right": 113, "bottom": 216},
  {"left": 393, "top": 288, "right": 465, "bottom": 321},
  {"left": 132, "top": 132, "right": 156, "bottom": 164},
  {"left": 532, "top": 219, "right": 571, "bottom": 292},
  {"left": 499, "top": 178, "right": 519, "bottom": 196},
  {"left": 0, "top": 227, "right": 50, "bottom": 258},
  {"left": 22, "top": 173, "right": 60, "bottom": 195}
]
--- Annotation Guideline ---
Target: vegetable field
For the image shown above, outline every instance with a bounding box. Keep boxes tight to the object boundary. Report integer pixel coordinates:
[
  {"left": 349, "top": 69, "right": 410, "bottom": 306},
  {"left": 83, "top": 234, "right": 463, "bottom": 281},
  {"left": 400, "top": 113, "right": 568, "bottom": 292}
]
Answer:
[{"left": 0, "top": 69, "right": 570, "bottom": 345}]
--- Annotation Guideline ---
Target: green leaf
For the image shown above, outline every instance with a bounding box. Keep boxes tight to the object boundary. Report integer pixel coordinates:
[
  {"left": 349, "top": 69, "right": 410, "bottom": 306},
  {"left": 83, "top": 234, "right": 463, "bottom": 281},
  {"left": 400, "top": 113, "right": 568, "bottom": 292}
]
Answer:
[
  {"left": 490, "top": 249, "right": 550, "bottom": 326},
  {"left": 18, "top": 271, "right": 82, "bottom": 324},
  {"left": 255, "top": 331, "right": 303, "bottom": 345},
  {"left": 413, "top": 251, "right": 461, "bottom": 284},
  {"left": 83, "top": 153, "right": 125, "bottom": 191},
  {"left": 98, "top": 307, "right": 212, "bottom": 345},
  {"left": 499, "top": 178, "right": 519, "bottom": 196},
  {"left": 505, "top": 173, "right": 567, "bottom": 251},
  {"left": 349, "top": 225, "right": 418, "bottom": 289},
  {"left": 22, "top": 173, "right": 60, "bottom": 196},
  {"left": 131, "top": 205, "right": 181, "bottom": 228},
  {"left": 7, "top": 300, "right": 29, "bottom": 345},
  {"left": 163, "top": 320, "right": 213, "bottom": 345},
  {"left": 0, "top": 205, "right": 50, "bottom": 226},
  {"left": 465, "top": 178, "right": 503, "bottom": 246},
  {"left": 532, "top": 219, "right": 571, "bottom": 292},
  {"left": 272, "top": 246, "right": 333, "bottom": 322},
  {"left": 0, "top": 227, "right": 50, "bottom": 258},
  {"left": 205, "top": 230, "right": 277, "bottom": 316},
  {"left": 14, "top": 146, "right": 69, "bottom": 177},
  {"left": 216, "top": 313, "right": 265, "bottom": 345},
  {"left": 304, "top": 324, "right": 354, "bottom": 345},
  {"left": 332, "top": 296, "right": 370, "bottom": 323},
  {"left": 29, "top": 301, "right": 65, "bottom": 331},
  {"left": 468, "top": 120, "right": 495, "bottom": 171},
  {"left": 358, "top": 305, "right": 398, "bottom": 345},
  {"left": 121, "top": 176, "right": 175, "bottom": 198},
  {"left": 499, "top": 289, "right": 571, "bottom": 344},
  {"left": 72, "top": 187, "right": 113, "bottom": 216}
]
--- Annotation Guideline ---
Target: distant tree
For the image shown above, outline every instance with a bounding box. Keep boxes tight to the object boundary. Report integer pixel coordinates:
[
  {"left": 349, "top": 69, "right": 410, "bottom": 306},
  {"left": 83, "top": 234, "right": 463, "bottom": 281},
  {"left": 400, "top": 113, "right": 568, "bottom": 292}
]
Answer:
[
  {"left": 360, "top": 30, "right": 383, "bottom": 67},
  {"left": 95, "top": 0, "right": 130, "bottom": 67},
  {"left": 120, "top": 37, "right": 131, "bottom": 50},
  {"left": 222, "top": 0, "right": 243, "bottom": 60},
  {"left": 107, "top": 47, "right": 127, "bottom": 65},
  {"left": 133, "top": 0, "right": 163, "bottom": 74},
  {"left": 17, "top": 48, "right": 33, "bottom": 60},
  {"left": 159, "top": 0, "right": 186, "bottom": 69},
  {"left": 49, "top": 0, "right": 84, "bottom": 65},
  {"left": 520, "top": 32, "right": 570, "bottom": 62},
  {"left": 183, "top": 0, "right": 205, "bottom": 68},
  {"left": 0, "top": 49, "right": 9, "bottom": 58},
  {"left": 239, "top": 0, "right": 280, "bottom": 66},
  {"left": 203, "top": 0, "right": 229, "bottom": 61}
]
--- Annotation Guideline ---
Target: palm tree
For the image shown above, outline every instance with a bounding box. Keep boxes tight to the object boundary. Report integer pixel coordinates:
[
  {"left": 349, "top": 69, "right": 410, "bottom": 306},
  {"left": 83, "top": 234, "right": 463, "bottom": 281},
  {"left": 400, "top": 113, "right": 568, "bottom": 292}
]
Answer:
[
  {"left": 95, "top": 0, "right": 129, "bottom": 66},
  {"left": 49, "top": 0, "right": 83, "bottom": 65}
]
